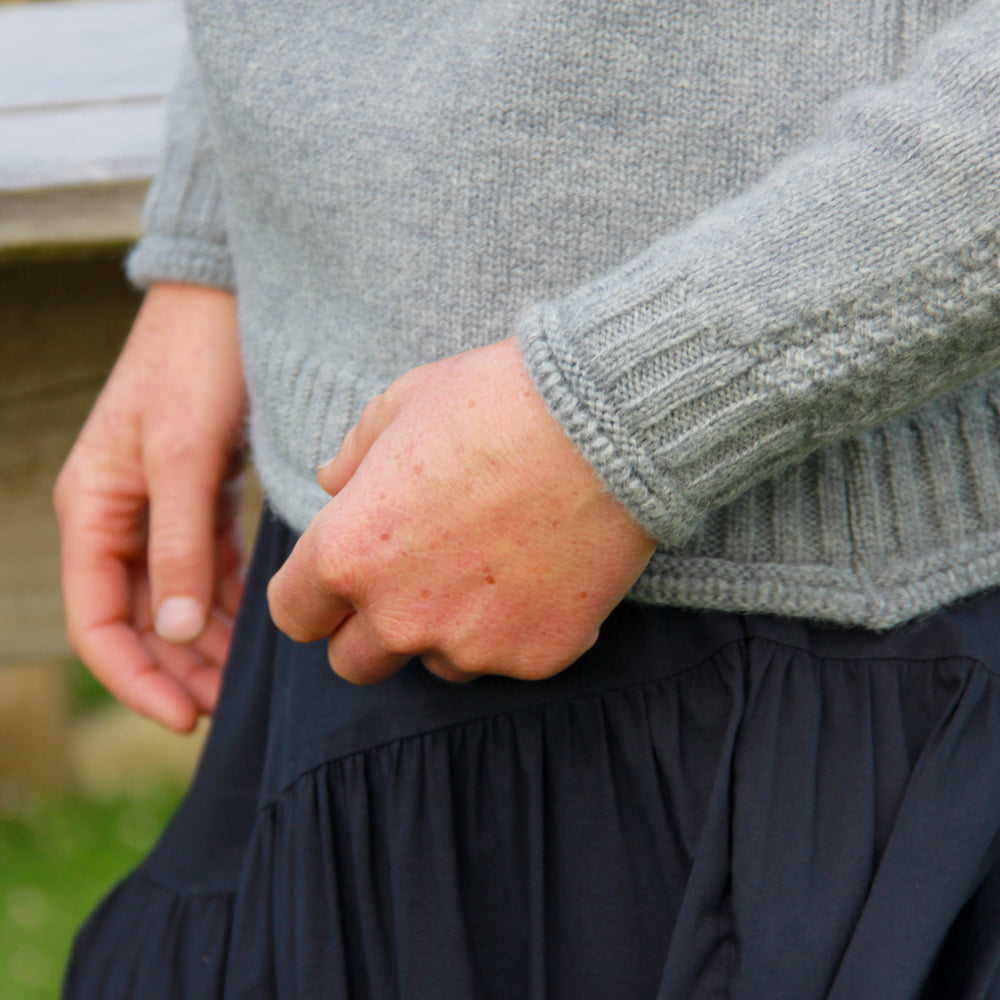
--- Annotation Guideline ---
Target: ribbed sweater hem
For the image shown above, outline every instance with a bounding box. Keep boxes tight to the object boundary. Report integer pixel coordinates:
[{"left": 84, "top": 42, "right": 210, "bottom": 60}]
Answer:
[{"left": 632, "top": 531, "right": 1000, "bottom": 630}]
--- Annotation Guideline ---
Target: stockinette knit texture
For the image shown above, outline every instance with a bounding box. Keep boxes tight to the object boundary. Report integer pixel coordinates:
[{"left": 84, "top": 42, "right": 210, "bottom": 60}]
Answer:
[{"left": 130, "top": 0, "right": 1000, "bottom": 629}]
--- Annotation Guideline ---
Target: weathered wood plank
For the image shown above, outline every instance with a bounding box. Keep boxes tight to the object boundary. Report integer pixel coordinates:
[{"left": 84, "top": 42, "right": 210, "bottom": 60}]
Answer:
[
  {"left": 0, "top": 103, "right": 166, "bottom": 191},
  {"left": 0, "top": 0, "right": 183, "bottom": 251},
  {"left": 0, "top": 182, "right": 149, "bottom": 255},
  {"left": 0, "top": 181, "right": 149, "bottom": 257},
  {"left": 0, "top": 661, "right": 71, "bottom": 796},
  {"left": 0, "top": 0, "right": 182, "bottom": 109}
]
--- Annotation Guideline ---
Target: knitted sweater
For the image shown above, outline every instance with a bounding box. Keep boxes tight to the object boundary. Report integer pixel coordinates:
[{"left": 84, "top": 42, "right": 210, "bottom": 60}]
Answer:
[{"left": 131, "top": 0, "right": 1000, "bottom": 629}]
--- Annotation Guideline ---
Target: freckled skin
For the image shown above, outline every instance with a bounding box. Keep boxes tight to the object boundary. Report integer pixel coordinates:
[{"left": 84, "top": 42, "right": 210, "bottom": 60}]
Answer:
[{"left": 267, "top": 338, "right": 657, "bottom": 684}]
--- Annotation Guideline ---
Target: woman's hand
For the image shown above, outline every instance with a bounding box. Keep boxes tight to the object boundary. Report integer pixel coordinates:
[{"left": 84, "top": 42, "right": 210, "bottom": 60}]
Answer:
[
  {"left": 267, "top": 338, "right": 657, "bottom": 685},
  {"left": 54, "top": 282, "right": 247, "bottom": 731}
]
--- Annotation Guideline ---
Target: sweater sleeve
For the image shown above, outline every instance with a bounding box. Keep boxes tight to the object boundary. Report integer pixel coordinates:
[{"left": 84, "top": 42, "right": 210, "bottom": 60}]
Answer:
[
  {"left": 519, "top": 0, "right": 1000, "bottom": 548},
  {"left": 126, "top": 46, "right": 235, "bottom": 291}
]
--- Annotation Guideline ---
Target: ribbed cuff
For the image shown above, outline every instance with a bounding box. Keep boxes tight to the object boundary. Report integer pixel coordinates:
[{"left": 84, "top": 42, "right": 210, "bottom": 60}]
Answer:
[
  {"left": 520, "top": 301, "right": 702, "bottom": 546},
  {"left": 127, "top": 235, "right": 235, "bottom": 291}
]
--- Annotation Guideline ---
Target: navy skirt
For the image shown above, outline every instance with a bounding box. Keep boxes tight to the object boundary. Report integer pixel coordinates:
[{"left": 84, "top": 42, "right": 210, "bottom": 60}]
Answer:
[{"left": 64, "top": 510, "right": 1000, "bottom": 999}]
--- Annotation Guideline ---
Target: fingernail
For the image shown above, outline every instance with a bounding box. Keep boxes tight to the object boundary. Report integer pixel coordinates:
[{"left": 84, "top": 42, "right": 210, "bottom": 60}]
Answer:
[{"left": 155, "top": 596, "right": 206, "bottom": 643}]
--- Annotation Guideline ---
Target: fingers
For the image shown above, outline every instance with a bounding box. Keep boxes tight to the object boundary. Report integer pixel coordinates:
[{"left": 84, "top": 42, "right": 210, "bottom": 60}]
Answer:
[
  {"left": 138, "top": 625, "right": 226, "bottom": 713},
  {"left": 64, "top": 563, "right": 229, "bottom": 731},
  {"left": 56, "top": 468, "right": 195, "bottom": 729},
  {"left": 417, "top": 652, "right": 478, "bottom": 685},
  {"left": 128, "top": 558, "right": 235, "bottom": 723},
  {"left": 267, "top": 510, "right": 416, "bottom": 687},
  {"left": 145, "top": 437, "right": 223, "bottom": 642},
  {"left": 132, "top": 570, "right": 232, "bottom": 713},
  {"left": 317, "top": 392, "right": 391, "bottom": 497},
  {"left": 266, "top": 531, "right": 355, "bottom": 643},
  {"left": 63, "top": 555, "right": 202, "bottom": 731},
  {"left": 57, "top": 466, "right": 236, "bottom": 730},
  {"left": 84, "top": 628, "right": 202, "bottom": 732},
  {"left": 325, "top": 615, "right": 410, "bottom": 685},
  {"left": 55, "top": 282, "right": 248, "bottom": 728}
]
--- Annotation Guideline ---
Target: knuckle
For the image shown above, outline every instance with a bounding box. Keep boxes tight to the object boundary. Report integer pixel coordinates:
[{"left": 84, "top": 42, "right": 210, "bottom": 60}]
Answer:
[
  {"left": 495, "top": 631, "right": 598, "bottom": 682},
  {"left": 370, "top": 614, "right": 428, "bottom": 657},
  {"left": 444, "top": 640, "right": 496, "bottom": 678},
  {"left": 147, "top": 432, "right": 204, "bottom": 474},
  {"left": 506, "top": 661, "right": 557, "bottom": 682},
  {"left": 375, "top": 380, "right": 399, "bottom": 409},
  {"left": 148, "top": 528, "right": 199, "bottom": 571},
  {"left": 312, "top": 538, "right": 357, "bottom": 597},
  {"left": 265, "top": 576, "right": 306, "bottom": 639},
  {"left": 419, "top": 654, "right": 474, "bottom": 684},
  {"left": 336, "top": 424, "right": 358, "bottom": 459},
  {"left": 356, "top": 392, "right": 387, "bottom": 434}
]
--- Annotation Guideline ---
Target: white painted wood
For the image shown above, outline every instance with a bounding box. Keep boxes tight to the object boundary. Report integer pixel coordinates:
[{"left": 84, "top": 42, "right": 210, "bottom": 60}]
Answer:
[
  {"left": 0, "top": 0, "right": 184, "bottom": 251},
  {"left": 0, "top": 100, "right": 167, "bottom": 190},
  {"left": 0, "top": 0, "right": 183, "bottom": 109}
]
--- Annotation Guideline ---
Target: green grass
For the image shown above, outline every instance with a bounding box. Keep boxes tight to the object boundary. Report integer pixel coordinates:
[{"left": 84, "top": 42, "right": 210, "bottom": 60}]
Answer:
[
  {"left": 65, "top": 658, "right": 116, "bottom": 717},
  {"left": 0, "top": 784, "right": 184, "bottom": 1000}
]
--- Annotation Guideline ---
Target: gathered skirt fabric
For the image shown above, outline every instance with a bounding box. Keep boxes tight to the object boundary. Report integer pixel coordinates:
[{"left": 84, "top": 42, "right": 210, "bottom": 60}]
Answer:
[{"left": 64, "top": 511, "right": 1000, "bottom": 999}]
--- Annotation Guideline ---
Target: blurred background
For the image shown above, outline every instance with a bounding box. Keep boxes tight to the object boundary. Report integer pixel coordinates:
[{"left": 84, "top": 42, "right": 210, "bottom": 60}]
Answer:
[{"left": 0, "top": 1, "right": 259, "bottom": 994}]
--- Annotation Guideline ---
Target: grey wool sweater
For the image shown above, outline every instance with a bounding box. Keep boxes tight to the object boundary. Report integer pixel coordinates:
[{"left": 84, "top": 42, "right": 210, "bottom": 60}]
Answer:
[{"left": 131, "top": 0, "right": 1000, "bottom": 629}]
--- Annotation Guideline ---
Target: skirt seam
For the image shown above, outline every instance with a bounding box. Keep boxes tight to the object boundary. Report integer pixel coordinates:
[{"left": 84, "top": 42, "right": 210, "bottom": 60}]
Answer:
[
  {"left": 261, "top": 637, "right": 997, "bottom": 812},
  {"left": 131, "top": 866, "right": 238, "bottom": 900}
]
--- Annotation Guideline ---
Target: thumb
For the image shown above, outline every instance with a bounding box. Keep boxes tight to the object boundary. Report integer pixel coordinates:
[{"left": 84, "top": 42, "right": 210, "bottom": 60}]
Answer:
[
  {"left": 317, "top": 390, "right": 392, "bottom": 497},
  {"left": 146, "top": 447, "right": 220, "bottom": 643}
]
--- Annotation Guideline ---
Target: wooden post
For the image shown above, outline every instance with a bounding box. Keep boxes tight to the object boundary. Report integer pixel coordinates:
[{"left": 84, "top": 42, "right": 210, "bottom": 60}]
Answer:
[{"left": 0, "top": 660, "right": 71, "bottom": 802}]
